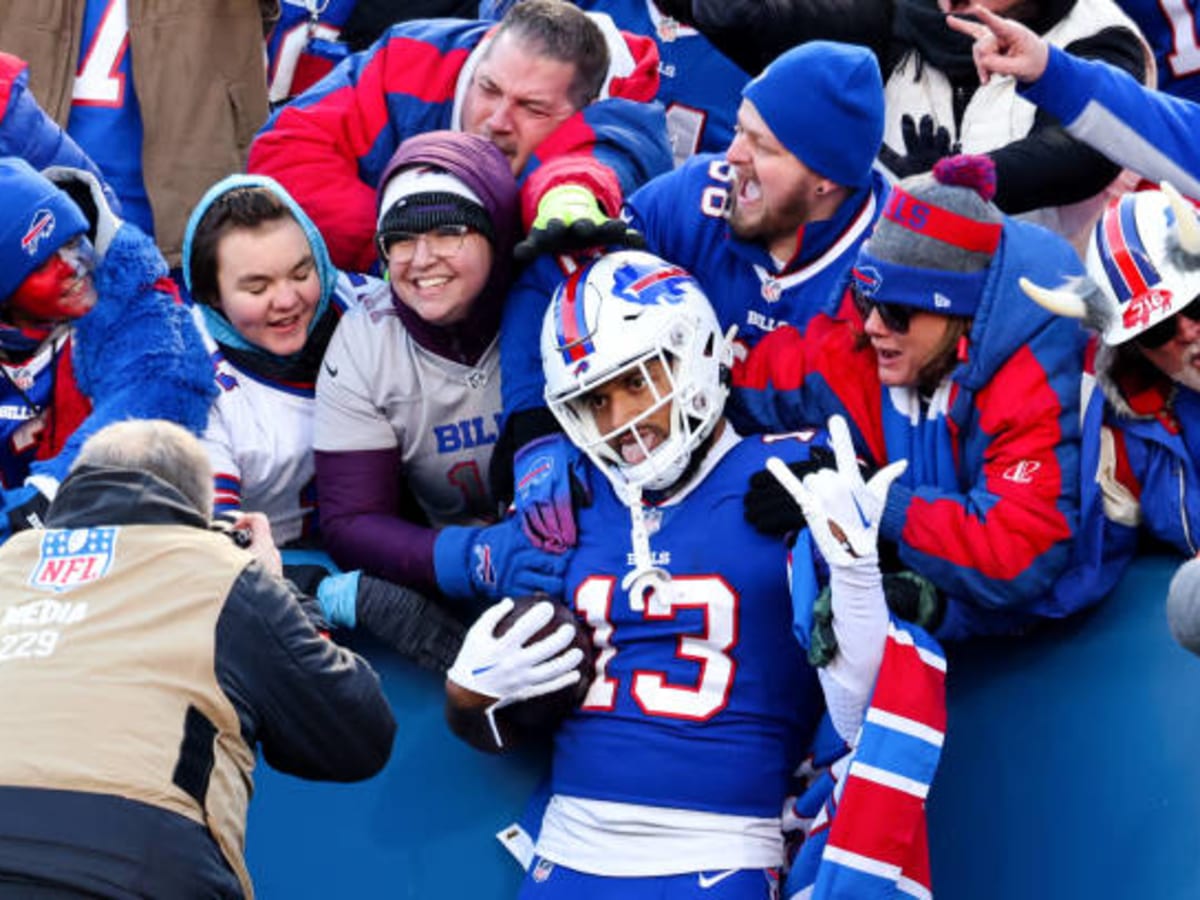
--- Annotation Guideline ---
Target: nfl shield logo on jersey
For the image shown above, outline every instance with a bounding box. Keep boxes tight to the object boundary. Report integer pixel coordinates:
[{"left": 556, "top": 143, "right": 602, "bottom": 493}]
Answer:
[
  {"left": 30, "top": 527, "right": 117, "bottom": 593},
  {"left": 532, "top": 857, "right": 555, "bottom": 883}
]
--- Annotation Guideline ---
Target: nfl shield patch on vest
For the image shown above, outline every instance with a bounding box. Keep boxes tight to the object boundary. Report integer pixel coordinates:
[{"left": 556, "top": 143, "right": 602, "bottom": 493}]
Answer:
[{"left": 30, "top": 527, "right": 117, "bottom": 592}]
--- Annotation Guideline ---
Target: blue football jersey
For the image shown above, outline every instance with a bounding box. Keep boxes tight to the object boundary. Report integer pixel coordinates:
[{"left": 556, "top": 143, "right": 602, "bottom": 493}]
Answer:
[
  {"left": 574, "top": 0, "right": 748, "bottom": 164},
  {"left": 552, "top": 434, "right": 825, "bottom": 819},
  {"left": 624, "top": 155, "right": 886, "bottom": 346},
  {"left": 1117, "top": 0, "right": 1200, "bottom": 100},
  {"left": 66, "top": 0, "right": 154, "bottom": 236},
  {"left": 266, "top": 0, "right": 358, "bottom": 105},
  {"left": 0, "top": 333, "right": 68, "bottom": 489}
]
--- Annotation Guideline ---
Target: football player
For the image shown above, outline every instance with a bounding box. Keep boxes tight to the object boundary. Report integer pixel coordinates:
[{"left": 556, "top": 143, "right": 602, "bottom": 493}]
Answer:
[{"left": 447, "top": 251, "right": 944, "bottom": 899}]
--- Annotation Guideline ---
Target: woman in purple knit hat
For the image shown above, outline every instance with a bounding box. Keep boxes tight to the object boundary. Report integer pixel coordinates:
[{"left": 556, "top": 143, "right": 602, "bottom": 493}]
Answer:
[{"left": 314, "top": 130, "right": 567, "bottom": 623}]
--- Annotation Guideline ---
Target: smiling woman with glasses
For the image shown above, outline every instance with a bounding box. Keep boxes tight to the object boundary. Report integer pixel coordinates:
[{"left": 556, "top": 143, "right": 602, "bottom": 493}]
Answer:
[{"left": 313, "top": 130, "right": 556, "bottom": 620}]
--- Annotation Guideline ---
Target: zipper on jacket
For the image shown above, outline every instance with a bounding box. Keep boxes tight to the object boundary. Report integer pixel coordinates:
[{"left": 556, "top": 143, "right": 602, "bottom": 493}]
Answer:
[{"left": 1179, "top": 461, "right": 1197, "bottom": 555}]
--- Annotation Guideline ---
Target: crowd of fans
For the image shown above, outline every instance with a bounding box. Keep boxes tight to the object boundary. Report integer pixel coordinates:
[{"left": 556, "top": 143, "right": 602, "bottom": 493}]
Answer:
[{"left": 0, "top": 0, "right": 1197, "bottom": 897}]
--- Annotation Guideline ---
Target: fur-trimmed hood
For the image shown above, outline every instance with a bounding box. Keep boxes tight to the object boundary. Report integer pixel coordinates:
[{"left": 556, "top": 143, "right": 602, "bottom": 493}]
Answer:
[
  {"left": 28, "top": 217, "right": 216, "bottom": 490},
  {"left": 1093, "top": 339, "right": 1178, "bottom": 422}
]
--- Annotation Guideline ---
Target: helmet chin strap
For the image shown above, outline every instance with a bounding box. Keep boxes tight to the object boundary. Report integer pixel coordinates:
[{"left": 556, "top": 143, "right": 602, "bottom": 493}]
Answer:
[{"left": 619, "top": 483, "right": 675, "bottom": 615}]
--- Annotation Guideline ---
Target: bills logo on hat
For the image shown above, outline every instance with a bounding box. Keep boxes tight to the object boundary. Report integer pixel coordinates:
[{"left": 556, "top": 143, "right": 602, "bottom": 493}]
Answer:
[
  {"left": 852, "top": 266, "right": 882, "bottom": 297},
  {"left": 30, "top": 527, "right": 117, "bottom": 593},
  {"left": 21, "top": 209, "right": 56, "bottom": 256},
  {"left": 1122, "top": 289, "right": 1173, "bottom": 330}
]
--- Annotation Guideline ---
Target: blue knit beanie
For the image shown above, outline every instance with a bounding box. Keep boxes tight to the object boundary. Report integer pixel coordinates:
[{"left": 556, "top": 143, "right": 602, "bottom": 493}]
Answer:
[
  {"left": 0, "top": 158, "right": 89, "bottom": 303},
  {"left": 742, "top": 41, "right": 884, "bottom": 188}
]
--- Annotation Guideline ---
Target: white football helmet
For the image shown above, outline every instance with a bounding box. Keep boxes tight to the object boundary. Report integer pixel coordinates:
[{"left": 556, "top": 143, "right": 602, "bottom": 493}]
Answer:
[
  {"left": 541, "top": 250, "right": 732, "bottom": 494},
  {"left": 1022, "top": 183, "right": 1200, "bottom": 345}
]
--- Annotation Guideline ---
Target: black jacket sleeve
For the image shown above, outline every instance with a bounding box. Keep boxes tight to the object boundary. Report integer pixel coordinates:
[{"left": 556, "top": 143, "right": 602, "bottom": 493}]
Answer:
[
  {"left": 215, "top": 562, "right": 397, "bottom": 781},
  {"left": 677, "top": 0, "right": 892, "bottom": 75},
  {"left": 990, "top": 26, "right": 1147, "bottom": 213}
]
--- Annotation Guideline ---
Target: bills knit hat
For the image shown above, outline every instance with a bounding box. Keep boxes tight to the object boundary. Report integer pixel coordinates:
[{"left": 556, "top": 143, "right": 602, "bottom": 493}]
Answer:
[
  {"left": 0, "top": 158, "right": 89, "bottom": 303},
  {"left": 376, "top": 131, "right": 518, "bottom": 256},
  {"left": 852, "top": 155, "right": 1004, "bottom": 318},
  {"left": 742, "top": 41, "right": 884, "bottom": 189}
]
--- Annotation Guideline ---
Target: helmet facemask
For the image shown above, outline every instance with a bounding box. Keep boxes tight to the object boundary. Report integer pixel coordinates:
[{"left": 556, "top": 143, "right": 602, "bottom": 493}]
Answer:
[
  {"left": 551, "top": 323, "right": 724, "bottom": 495},
  {"left": 541, "top": 251, "right": 732, "bottom": 610}
]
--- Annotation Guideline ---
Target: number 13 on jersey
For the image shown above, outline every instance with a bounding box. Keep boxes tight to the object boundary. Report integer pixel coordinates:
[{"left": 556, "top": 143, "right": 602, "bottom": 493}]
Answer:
[{"left": 574, "top": 575, "right": 738, "bottom": 722}]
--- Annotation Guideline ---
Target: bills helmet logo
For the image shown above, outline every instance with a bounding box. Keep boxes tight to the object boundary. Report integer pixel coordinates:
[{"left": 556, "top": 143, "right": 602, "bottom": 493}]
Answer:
[
  {"left": 21, "top": 209, "right": 56, "bottom": 256},
  {"left": 30, "top": 527, "right": 117, "bottom": 593},
  {"left": 612, "top": 261, "right": 692, "bottom": 307}
]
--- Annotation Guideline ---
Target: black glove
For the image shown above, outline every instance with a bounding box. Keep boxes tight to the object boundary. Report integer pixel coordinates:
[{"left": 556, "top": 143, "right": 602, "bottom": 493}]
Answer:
[
  {"left": 355, "top": 575, "right": 467, "bottom": 673},
  {"left": 743, "top": 447, "right": 836, "bottom": 536},
  {"left": 513, "top": 182, "right": 646, "bottom": 263},
  {"left": 878, "top": 114, "right": 955, "bottom": 180},
  {"left": 4, "top": 485, "right": 50, "bottom": 535},
  {"left": 650, "top": 0, "right": 697, "bottom": 25},
  {"left": 881, "top": 570, "right": 946, "bottom": 634},
  {"left": 806, "top": 570, "right": 945, "bottom": 668},
  {"left": 513, "top": 217, "right": 646, "bottom": 264}
]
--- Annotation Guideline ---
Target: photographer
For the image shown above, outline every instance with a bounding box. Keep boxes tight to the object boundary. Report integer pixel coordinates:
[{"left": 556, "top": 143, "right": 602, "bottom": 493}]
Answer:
[{"left": 0, "top": 419, "right": 395, "bottom": 899}]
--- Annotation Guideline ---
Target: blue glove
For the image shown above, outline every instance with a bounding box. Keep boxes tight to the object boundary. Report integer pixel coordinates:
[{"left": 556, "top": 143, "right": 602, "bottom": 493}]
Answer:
[
  {"left": 434, "top": 517, "right": 568, "bottom": 603},
  {"left": 316, "top": 570, "right": 361, "bottom": 628},
  {"left": 513, "top": 433, "right": 590, "bottom": 553}
]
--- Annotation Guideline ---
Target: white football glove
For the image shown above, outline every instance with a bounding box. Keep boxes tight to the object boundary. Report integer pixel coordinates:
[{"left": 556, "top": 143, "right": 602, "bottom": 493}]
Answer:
[
  {"left": 767, "top": 414, "right": 907, "bottom": 568},
  {"left": 447, "top": 598, "right": 584, "bottom": 748},
  {"left": 769, "top": 415, "right": 907, "bottom": 742}
]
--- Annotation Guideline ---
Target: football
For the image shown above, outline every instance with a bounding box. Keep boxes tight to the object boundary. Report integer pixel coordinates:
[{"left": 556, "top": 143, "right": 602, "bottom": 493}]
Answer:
[{"left": 445, "top": 594, "right": 594, "bottom": 753}]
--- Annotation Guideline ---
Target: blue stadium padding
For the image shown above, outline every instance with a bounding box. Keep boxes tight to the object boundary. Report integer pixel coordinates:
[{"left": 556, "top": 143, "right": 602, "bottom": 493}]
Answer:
[
  {"left": 246, "top": 556, "right": 1195, "bottom": 898},
  {"left": 246, "top": 640, "right": 548, "bottom": 898},
  {"left": 929, "top": 554, "right": 1200, "bottom": 899}
]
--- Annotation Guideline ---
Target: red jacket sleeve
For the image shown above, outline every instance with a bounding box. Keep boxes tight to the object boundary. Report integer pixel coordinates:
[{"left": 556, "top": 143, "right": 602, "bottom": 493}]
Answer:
[
  {"left": 248, "top": 30, "right": 473, "bottom": 272},
  {"left": 879, "top": 341, "right": 1076, "bottom": 608}
]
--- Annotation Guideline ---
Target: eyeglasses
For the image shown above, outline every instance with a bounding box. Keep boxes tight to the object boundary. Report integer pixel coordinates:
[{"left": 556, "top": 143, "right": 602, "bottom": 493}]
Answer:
[
  {"left": 852, "top": 286, "right": 914, "bottom": 334},
  {"left": 1134, "top": 295, "right": 1200, "bottom": 349},
  {"left": 376, "top": 224, "right": 473, "bottom": 263}
]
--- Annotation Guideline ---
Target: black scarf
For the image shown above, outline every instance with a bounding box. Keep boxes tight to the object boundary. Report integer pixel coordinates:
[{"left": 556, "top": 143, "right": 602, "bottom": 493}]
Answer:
[
  {"left": 215, "top": 302, "right": 341, "bottom": 388},
  {"left": 890, "top": 0, "right": 980, "bottom": 83},
  {"left": 891, "top": 0, "right": 1076, "bottom": 84}
]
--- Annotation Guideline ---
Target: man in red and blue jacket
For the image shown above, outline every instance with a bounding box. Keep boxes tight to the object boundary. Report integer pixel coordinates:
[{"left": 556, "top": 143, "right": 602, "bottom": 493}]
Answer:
[
  {"left": 249, "top": 0, "right": 672, "bottom": 273},
  {"left": 733, "top": 157, "right": 1087, "bottom": 640}
]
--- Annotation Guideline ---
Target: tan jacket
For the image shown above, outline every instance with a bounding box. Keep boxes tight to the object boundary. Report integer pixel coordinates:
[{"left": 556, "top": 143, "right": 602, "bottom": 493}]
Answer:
[{"left": 0, "top": 0, "right": 276, "bottom": 265}]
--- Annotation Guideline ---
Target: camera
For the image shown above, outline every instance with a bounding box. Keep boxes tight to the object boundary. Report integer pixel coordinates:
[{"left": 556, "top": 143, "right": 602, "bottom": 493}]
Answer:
[{"left": 210, "top": 516, "right": 253, "bottom": 549}]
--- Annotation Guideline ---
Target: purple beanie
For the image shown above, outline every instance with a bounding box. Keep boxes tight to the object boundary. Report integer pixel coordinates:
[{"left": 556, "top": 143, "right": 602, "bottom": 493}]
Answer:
[{"left": 374, "top": 131, "right": 519, "bottom": 366}]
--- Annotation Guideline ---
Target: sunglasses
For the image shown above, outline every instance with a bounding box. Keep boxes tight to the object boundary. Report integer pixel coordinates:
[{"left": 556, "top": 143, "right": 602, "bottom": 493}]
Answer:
[
  {"left": 852, "top": 286, "right": 914, "bottom": 334},
  {"left": 1134, "top": 295, "right": 1200, "bottom": 350}
]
